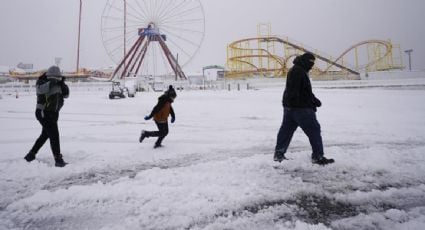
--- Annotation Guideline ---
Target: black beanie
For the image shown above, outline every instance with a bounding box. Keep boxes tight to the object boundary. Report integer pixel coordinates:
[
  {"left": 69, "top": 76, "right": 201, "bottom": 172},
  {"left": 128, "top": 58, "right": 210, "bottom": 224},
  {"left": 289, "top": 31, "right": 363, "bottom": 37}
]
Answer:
[{"left": 167, "top": 85, "right": 177, "bottom": 98}]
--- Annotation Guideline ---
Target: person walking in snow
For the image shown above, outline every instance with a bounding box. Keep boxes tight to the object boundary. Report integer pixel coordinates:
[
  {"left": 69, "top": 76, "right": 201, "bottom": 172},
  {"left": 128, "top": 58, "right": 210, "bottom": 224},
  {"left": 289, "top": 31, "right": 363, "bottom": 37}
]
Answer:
[
  {"left": 24, "top": 66, "right": 69, "bottom": 167},
  {"left": 274, "top": 52, "right": 334, "bottom": 165},
  {"left": 139, "top": 85, "right": 177, "bottom": 148}
]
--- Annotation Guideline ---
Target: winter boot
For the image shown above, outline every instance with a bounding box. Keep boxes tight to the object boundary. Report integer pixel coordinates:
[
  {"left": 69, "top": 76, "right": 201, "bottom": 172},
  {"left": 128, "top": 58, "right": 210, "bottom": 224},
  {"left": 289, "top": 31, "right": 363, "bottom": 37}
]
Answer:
[
  {"left": 312, "top": 156, "right": 335, "bottom": 165},
  {"left": 54, "top": 155, "right": 68, "bottom": 167},
  {"left": 273, "top": 151, "right": 287, "bottom": 163},
  {"left": 24, "top": 152, "right": 36, "bottom": 162},
  {"left": 154, "top": 143, "right": 163, "bottom": 148},
  {"left": 139, "top": 130, "right": 147, "bottom": 143}
]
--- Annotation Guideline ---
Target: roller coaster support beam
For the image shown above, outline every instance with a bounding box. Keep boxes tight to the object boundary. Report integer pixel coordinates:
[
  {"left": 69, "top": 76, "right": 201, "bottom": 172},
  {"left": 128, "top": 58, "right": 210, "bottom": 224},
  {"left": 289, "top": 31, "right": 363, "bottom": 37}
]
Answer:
[{"left": 274, "top": 37, "right": 360, "bottom": 75}]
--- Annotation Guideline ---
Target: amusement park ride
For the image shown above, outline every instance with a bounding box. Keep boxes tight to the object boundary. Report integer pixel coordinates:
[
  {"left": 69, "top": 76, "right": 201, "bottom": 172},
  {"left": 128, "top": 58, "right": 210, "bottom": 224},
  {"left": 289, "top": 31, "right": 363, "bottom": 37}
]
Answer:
[
  {"left": 7, "top": 3, "right": 404, "bottom": 84},
  {"left": 99, "top": 0, "right": 205, "bottom": 98},
  {"left": 109, "top": 23, "right": 187, "bottom": 81},
  {"left": 101, "top": 0, "right": 205, "bottom": 82},
  {"left": 226, "top": 24, "right": 404, "bottom": 79}
]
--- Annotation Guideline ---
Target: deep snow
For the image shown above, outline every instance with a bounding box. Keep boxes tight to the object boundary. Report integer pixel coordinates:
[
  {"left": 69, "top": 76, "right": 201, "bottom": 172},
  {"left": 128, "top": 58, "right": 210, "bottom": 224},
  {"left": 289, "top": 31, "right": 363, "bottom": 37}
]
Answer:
[{"left": 1, "top": 79, "right": 425, "bottom": 230}]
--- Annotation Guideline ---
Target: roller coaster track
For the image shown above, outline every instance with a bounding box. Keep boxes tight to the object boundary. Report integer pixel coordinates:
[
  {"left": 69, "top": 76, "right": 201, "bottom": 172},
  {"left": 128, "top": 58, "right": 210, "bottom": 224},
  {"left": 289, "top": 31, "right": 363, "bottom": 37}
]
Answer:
[
  {"left": 227, "top": 36, "right": 395, "bottom": 77},
  {"left": 325, "top": 39, "right": 392, "bottom": 73}
]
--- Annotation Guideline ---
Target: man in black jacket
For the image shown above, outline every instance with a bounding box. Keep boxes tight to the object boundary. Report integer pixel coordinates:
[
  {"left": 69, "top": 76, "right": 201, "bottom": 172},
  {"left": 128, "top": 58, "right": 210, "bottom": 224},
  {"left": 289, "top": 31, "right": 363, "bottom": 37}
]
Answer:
[
  {"left": 274, "top": 52, "right": 334, "bottom": 165},
  {"left": 24, "top": 66, "right": 69, "bottom": 167}
]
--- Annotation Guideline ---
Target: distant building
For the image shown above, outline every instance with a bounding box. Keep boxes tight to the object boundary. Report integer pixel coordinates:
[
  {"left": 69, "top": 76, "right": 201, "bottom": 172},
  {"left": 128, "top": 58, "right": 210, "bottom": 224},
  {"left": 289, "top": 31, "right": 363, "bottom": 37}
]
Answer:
[{"left": 17, "top": 63, "right": 34, "bottom": 71}]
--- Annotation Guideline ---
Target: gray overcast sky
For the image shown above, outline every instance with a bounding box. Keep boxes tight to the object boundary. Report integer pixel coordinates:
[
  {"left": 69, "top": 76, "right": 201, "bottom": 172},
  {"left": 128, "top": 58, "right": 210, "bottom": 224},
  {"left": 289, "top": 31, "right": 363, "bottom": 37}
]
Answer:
[{"left": 1, "top": 0, "right": 424, "bottom": 72}]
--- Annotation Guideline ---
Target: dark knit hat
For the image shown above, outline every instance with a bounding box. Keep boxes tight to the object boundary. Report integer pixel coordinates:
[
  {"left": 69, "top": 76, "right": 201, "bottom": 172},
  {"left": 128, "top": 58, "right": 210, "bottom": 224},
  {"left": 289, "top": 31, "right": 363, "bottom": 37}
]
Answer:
[{"left": 166, "top": 85, "right": 177, "bottom": 98}]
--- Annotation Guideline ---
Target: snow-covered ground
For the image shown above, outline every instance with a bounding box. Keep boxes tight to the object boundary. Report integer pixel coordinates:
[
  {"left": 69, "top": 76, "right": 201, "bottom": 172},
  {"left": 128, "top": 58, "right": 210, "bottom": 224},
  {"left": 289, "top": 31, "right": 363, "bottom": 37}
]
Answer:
[{"left": 1, "top": 79, "right": 425, "bottom": 230}]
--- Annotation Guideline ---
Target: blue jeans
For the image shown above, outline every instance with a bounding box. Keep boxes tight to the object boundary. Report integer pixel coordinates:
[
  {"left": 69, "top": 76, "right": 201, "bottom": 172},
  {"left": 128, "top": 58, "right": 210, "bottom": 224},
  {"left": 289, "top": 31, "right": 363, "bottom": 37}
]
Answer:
[{"left": 275, "top": 107, "right": 324, "bottom": 159}]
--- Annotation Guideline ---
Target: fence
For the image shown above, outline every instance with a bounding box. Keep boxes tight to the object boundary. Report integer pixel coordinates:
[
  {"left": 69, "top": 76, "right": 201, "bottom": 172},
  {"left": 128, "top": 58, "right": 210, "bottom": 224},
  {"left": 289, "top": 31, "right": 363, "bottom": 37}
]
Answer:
[{"left": 0, "top": 79, "right": 273, "bottom": 95}]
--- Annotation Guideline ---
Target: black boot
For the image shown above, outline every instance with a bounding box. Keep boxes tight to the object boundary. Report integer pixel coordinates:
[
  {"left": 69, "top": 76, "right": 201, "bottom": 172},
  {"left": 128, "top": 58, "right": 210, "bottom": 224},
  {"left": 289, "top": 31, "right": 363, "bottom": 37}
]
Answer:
[
  {"left": 139, "top": 130, "right": 147, "bottom": 143},
  {"left": 312, "top": 156, "right": 335, "bottom": 165},
  {"left": 154, "top": 143, "right": 163, "bottom": 148},
  {"left": 24, "top": 152, "right": 36, "bottom": 162},
  {"left": 273, "top": 151, "right": 287, "bottom": 163},
  {"left": 54, "top": 154, "right": 68, "bottom": 167}
]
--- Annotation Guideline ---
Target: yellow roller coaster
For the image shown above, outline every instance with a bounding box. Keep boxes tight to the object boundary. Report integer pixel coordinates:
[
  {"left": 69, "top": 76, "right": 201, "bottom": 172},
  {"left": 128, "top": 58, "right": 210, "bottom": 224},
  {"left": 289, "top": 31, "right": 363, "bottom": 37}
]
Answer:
[{"left": 226, "top": 24, "right": 403, "bottom": 79}]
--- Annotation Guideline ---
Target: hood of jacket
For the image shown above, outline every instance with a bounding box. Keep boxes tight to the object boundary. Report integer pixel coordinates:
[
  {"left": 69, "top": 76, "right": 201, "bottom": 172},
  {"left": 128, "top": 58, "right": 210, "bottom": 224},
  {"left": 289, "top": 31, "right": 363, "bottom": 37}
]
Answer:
[
  {"left": 158, "top": 94, "right": 174, "bottom": 103},
  {"left": 293, "top": 54, "right": 314, "bottom": 72}
]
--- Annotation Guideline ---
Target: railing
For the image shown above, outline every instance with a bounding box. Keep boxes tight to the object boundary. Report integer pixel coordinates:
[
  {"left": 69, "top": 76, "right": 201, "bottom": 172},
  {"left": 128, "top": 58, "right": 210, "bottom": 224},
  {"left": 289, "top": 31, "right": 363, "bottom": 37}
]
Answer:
[{"left": 0, "top": 82, "right": 112, "bottom": 95}]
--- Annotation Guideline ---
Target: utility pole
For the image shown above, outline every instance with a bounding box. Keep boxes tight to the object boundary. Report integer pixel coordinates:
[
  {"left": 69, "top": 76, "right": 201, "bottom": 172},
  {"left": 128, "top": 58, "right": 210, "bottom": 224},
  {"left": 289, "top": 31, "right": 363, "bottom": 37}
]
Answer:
[
  {"left": 404, "top": 49, "right": 413, "bottom": 71},
  {"left": 76, "top": 0, "right": 82, "bottom": 74}
]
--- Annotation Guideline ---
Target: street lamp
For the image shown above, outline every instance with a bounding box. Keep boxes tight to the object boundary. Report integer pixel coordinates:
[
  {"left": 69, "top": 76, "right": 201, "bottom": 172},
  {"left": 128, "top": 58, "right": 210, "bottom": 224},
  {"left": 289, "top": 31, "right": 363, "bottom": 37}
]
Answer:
[{"left": 404, "top": 49, "right": 413, "bottom": 71}]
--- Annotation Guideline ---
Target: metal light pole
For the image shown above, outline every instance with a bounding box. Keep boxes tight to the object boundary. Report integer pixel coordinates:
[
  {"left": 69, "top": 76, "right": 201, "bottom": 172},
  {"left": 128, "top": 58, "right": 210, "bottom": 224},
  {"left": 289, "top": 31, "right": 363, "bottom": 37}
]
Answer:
[
  {"left": 123, "top": 0, "right": 127, "bottom": 71},
  {"left": 76, "top": 0, "right": 82, "bottom": 74},
  {"left": 404, "top": 49, "right": 413, "bottom": 71},
  {"left": 202, "top": 67, "right": 205, "bottom": 90}
]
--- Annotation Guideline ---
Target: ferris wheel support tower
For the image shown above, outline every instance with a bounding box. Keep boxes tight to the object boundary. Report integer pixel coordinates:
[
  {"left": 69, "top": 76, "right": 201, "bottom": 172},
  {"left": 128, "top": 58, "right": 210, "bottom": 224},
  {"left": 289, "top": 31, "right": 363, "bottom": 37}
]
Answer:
[
  {"left": 101, "top": 0, "right": 205, "bottom": 82},
  {"left": 111, "top": 23, "right": 187, "bottom": 81}
]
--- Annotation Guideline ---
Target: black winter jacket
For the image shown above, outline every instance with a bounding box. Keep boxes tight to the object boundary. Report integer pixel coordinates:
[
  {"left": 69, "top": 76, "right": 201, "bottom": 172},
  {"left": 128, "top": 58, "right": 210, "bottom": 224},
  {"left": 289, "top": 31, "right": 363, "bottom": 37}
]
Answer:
[{"left": 282, "top": 56, "right": 321, "bottom": 110}]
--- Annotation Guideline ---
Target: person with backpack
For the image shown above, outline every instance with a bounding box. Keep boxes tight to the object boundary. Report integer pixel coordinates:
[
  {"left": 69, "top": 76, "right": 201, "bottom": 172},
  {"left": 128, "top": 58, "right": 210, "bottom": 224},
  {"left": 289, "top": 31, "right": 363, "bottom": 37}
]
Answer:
[
  {"left": 139, "top": 85, "right": 176, "bottom": 148},
  {"left": 24, "top": 66, "right": 69, "bottom": 167},
  {"left": 274, "top": 52, "right": 334, "bottom": 165}
]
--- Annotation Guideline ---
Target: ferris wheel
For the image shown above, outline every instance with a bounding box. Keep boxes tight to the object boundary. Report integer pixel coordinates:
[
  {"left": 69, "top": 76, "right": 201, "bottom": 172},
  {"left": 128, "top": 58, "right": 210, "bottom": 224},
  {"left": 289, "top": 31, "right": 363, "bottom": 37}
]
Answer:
[{"left": 101, "top": 0, "right": 205, "bottom": 79}]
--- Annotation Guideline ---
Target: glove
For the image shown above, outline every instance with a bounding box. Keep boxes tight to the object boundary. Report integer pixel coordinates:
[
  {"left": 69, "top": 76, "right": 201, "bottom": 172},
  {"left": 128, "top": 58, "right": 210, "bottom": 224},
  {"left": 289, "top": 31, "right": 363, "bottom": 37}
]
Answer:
[
  {"left": 49, "top": 78, "right": 59, "bottom": 84},
  {"left": 171, "top": 117, "right": 175, "bottom": 123},
  {"left": 313, "top": 97, "right": 322, "bottom": 107},
  {"left": 144, "top": 115, "right": 151, "bottom": 120}
]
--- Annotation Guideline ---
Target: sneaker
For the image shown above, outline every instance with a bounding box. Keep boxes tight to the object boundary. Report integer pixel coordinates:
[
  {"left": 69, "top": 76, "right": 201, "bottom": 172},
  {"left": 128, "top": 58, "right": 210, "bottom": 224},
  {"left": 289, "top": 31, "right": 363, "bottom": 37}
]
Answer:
[
  {"left": 139, "top": 130, "right": 146, "bottom": 143},
  {"left": 273, "top": 152, "right": 287, "bottom": 163},
  {"left": 55, "top": 158, "right": 68, "bottom": 167},
  {"left": 312, "top": 156, "right": 335, "bottom": 165},
  {"left": 24, "top": 152, "right": 36, "bottom": 162}
]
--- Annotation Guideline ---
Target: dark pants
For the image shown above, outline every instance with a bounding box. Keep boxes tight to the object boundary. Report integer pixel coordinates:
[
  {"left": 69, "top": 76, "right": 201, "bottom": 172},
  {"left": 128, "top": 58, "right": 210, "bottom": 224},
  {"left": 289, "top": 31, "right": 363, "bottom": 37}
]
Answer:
[
  {"left": 275, "top": 107, "right": 324, "bottom": 159},
  {"left": 30, "top": 109, "right": 61, "bottom": 158},
  {"left": 145, "top": 121, "right": 169, "bottom": 146}
]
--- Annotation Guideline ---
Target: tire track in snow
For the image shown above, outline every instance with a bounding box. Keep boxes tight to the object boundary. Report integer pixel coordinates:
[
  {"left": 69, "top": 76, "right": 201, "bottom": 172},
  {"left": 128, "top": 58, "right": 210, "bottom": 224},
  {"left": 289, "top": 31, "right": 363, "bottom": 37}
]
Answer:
[
  {"left": 183, "top": 141, "right": 425, "bottom": 228},
  {"left": 41, "top": 142, "right": 363, "bottom": 191},
  {"left": 40, "top": 140, "right": 425, "bottom": 192},
  {"left": 39, "top": 141, "right": 425, "bottom": 229},
  {"left": 186, "top": 187, "right": 425, "bottom": 229}
]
